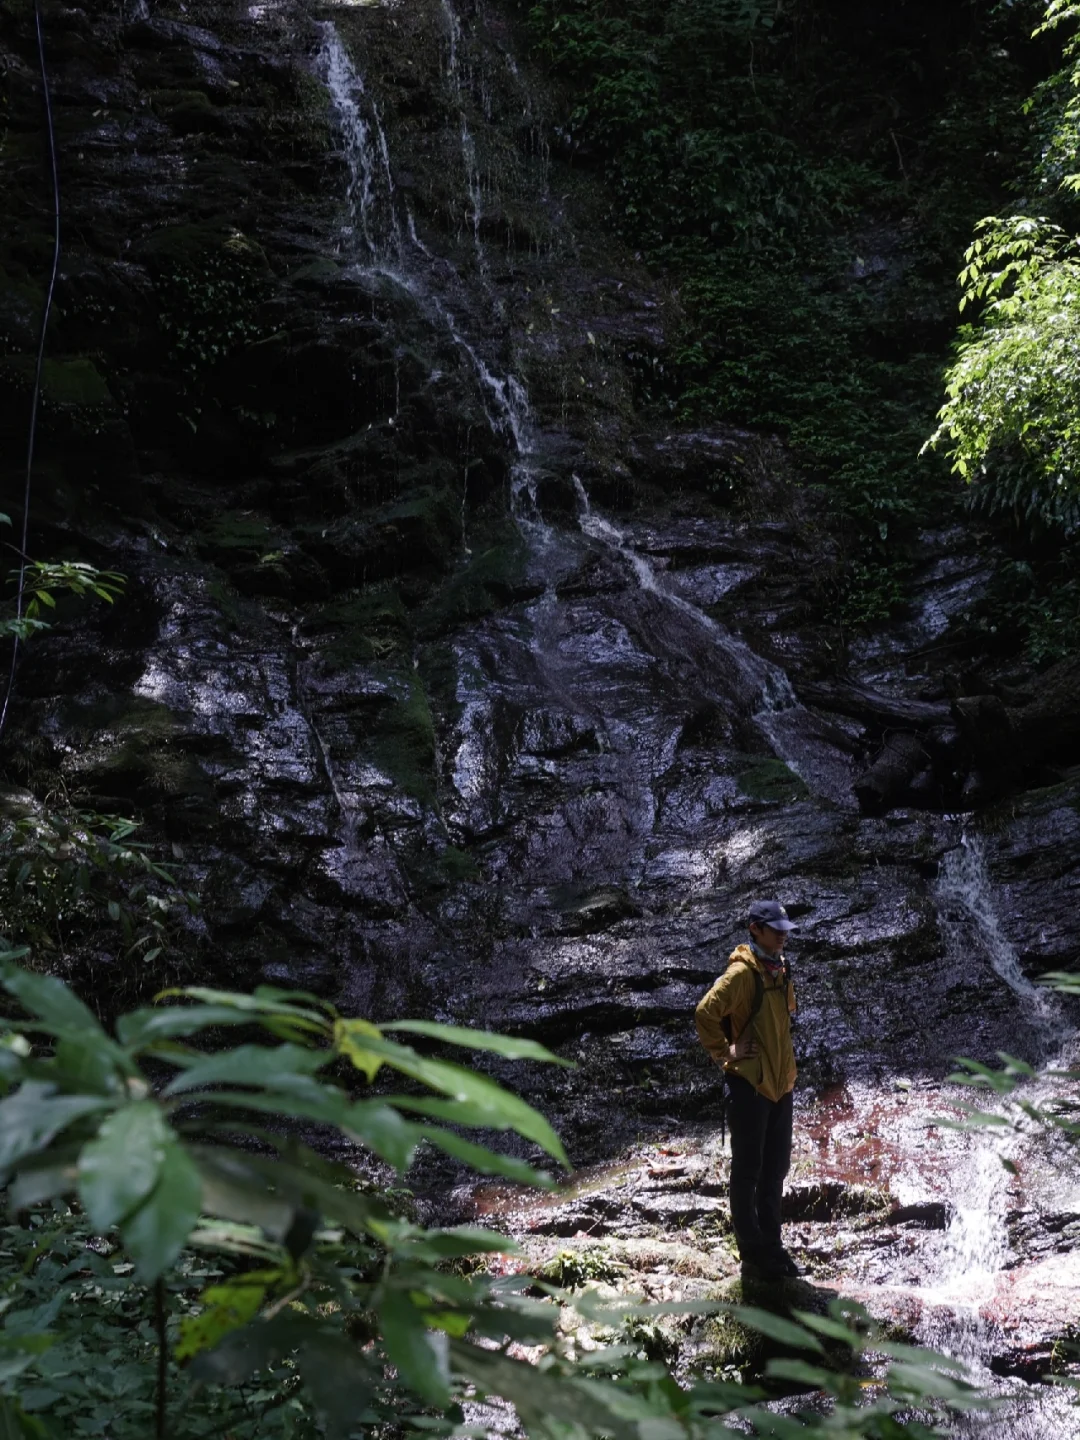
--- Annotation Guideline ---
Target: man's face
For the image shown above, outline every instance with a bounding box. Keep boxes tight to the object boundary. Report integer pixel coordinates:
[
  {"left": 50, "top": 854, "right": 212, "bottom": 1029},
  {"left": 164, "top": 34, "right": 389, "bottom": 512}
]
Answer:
[{"left": 750, "top": 922, "right": 787, "bottom": 956}]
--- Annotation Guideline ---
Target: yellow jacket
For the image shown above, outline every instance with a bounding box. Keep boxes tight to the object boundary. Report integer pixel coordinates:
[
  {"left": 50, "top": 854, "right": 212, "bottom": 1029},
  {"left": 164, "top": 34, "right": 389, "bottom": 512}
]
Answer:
[{"left": 695, "top": 943, "right": 796, "bottom": 1102}]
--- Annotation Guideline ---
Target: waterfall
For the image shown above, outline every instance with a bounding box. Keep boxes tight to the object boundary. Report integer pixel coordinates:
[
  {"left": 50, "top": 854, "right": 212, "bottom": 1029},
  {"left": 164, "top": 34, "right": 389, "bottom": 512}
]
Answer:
[
  {"left": 921, "top": 836, "right": 1072, "bottom": 1358},
  {"left": 316, "top": 16, "right": 546, "bottom": 541},
  {"left": 317, "top": 26, "right": 401, "bottom": 266}
]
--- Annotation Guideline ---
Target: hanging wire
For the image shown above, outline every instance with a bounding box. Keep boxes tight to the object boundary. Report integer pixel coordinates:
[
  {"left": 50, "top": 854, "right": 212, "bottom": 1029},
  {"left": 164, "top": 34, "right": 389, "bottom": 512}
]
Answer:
[{"left": 0, "top": 0, "right": 61, "bottom": 742}]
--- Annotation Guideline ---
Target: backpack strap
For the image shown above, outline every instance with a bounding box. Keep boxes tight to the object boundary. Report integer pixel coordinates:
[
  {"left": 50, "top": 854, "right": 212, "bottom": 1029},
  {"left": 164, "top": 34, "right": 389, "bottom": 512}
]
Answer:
[{"left": 719, "top": 961, "right": 765, "bottom": 1043}]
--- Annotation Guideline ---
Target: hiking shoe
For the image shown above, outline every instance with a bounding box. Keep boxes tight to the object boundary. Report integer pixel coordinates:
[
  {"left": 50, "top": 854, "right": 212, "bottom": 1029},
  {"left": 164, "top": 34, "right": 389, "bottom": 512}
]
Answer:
[
  {"left": 739, "top": 1255, "right": 787, "bottom": 1282},
  {"left": 771, "top": 1249, "right": 804, "bottom": 1278}
]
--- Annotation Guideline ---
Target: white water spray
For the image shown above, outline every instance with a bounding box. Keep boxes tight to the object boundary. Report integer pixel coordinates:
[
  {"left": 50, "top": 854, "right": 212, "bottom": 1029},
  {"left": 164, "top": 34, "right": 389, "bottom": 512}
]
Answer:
[
  {"left": 317, "top": 25, "right": 401, "bottom": 265},
  {"left": 937, "top": 835, "right": 1063, "bottom": 1039},
  {"left": 922, "top": 836, "right": 1071, "bottom": 1356}
]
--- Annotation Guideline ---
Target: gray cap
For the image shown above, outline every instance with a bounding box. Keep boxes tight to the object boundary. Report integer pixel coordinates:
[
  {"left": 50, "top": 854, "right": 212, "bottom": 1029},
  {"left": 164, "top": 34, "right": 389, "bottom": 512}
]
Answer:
[{"left": 748, "top": 899, "right": 795, "bottom": 931}]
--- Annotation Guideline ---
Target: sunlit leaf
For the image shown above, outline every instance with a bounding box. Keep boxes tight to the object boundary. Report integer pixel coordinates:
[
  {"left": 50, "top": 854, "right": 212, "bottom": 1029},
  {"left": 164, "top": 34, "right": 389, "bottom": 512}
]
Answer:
[
  {"left": 161, "top": 1043, "right": 329, "bottom": 1096},
  {"left": 338, "top": 1030, "right": 568, "bottom": 1167}
]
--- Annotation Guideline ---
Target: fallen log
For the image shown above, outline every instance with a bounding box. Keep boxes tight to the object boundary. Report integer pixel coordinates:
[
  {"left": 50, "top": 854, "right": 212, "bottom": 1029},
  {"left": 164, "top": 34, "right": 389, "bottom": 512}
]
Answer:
[{"left": 800, "top": 678, "right": 950, "bottom": 731}]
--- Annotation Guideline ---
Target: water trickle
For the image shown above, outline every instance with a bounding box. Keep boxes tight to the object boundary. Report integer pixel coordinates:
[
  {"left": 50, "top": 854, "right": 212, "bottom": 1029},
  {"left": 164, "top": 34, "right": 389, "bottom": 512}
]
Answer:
[
  {"left": 317, "top": 24, "right": 401, "bottom": 265},
  {"left": 571, "top": 476, "right": 856, "bottom": 803},
  {"left": 440, "top": 0, "right": 487, "bottom": 276},
  {"left": 937, "top": 834, "right": 1063, "bottom": 1040},
  {"left": 318, "top": 19, "right": 546, "bottom": 547}
]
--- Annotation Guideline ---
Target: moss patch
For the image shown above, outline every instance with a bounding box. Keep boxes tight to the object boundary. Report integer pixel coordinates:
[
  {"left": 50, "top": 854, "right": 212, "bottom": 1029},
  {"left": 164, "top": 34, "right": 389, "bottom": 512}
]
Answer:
[
  {"left": 305, "top": 586, "right": 411, "bottom": 665},
  {"left": 417, "top": 539, "right": 536, "bottom": 637},
  {"left": 370, "top": 674, "right": 437, "bottom": 804},
  {"left": 736, "top": 758, "right": 809, "bottom": 804}
]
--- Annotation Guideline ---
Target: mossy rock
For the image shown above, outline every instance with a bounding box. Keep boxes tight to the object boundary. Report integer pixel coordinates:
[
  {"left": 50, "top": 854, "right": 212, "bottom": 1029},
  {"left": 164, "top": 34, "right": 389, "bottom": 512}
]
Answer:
[
  {"left": 417, "top": 539, "right": 537, "bottom": 637},
  {"left": 138, "top": 223, "right": 269, "bottom": 276},
  {"left": 737, "top": 758, "right": 809, "bottom": 804},
  {"left": 0, "top": 265, "right": 45, "bottom": 352},
  {"left": 305, "top": 586, "right": 412, "bottom": 665},
  {"left": 697, "top": 1276, "right": 844, "bottom": 1385},
  {"left": 0, "top": 355, "right": 111, "bottom": 409},
  {"left": 369, "top": 674, "right": 437, "bottom": 804},
  {"left": 150, "top": 89, "right": 225, "bottom": 134},
  {"left": 402, "top": 842, "right": 481, "bottom": 895},
  {"left": 199, "top": 513, "right": 279, "bottom": 557},
  {"left": 372, "top": 487, "right": 460, "bottom": 567},
  {"left": 289, "top": 259, "right": 346, "bottom": 289}
]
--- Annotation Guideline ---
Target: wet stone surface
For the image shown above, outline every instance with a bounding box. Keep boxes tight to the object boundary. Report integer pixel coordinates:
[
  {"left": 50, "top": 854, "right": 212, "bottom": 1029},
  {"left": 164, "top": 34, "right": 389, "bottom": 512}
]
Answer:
[{"left": 2, "top": 0, "right": 1080, "bottom": 1428}]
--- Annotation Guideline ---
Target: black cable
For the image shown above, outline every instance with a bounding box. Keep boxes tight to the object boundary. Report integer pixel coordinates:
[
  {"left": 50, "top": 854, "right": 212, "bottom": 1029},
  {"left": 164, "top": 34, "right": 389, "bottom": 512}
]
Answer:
[{"left": 0, "top": 0, "right": 61, "bottom": 742}]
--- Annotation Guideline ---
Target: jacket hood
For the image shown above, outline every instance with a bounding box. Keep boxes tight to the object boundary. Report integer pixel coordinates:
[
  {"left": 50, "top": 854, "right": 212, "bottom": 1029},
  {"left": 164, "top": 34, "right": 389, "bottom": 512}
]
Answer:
[{"left": 728, "top": 942, "right": 762, "bottom": 972}]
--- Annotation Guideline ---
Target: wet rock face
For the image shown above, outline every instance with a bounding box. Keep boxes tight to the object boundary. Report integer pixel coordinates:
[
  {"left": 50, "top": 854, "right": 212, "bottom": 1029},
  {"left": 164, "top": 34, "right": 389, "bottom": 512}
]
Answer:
[{"left": 2, "top": 0, "right": 1080, "bottom": 1243}]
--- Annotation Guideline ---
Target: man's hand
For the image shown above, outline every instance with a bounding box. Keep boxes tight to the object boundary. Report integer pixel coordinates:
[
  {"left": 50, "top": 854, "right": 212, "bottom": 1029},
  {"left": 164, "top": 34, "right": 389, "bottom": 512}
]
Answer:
[{"left": 728, "top": 1034, "right": 758, "bottom": 1061}]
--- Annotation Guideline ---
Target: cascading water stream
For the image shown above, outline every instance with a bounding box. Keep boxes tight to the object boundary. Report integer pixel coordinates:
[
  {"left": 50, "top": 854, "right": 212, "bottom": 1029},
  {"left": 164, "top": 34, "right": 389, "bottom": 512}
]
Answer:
[
  {"left": 439, "top": 0, "right": 488, "bottom": 278},
  {"left": 920, "top": 836, "right": 1074, "bottom": 1362},
  {"left": 317, "top": 26, "right": 401, "bottom": 267},
  {"left": 571, "top": 478, "right": 853, "bottom": 804},
  {"left": 317, "top": 17, "right": 547, "bottom": 540}
]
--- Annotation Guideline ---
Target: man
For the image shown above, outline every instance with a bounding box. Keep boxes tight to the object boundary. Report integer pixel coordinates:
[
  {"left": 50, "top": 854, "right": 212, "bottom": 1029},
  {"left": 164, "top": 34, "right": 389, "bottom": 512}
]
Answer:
[{"left": 695, "top": 899, "right": 799, "bottom": 1281}]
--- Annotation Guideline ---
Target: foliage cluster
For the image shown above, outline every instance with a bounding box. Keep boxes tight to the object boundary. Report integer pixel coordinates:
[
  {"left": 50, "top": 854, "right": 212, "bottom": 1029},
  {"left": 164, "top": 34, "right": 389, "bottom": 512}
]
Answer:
[
  {"left": 527, "top": 0, "right": 1037, "bottom": 622},
  {"left": 923, "top": 2, "right": 1080, "bottom": 662},
  {"left": 0, "top": 525, "right": 194, "bottom": 967},
  {"left": 0, "top": 949, "right": 989, "bottom": 1439},
  {"left": 0, "top": 513, "right": 123, "bottom": 646},
  {"left": 152, "top": 234, "right": 269, "bottom": 432},
  {"left": 0, "top": 803, "right": 197, "bottom": 965}
]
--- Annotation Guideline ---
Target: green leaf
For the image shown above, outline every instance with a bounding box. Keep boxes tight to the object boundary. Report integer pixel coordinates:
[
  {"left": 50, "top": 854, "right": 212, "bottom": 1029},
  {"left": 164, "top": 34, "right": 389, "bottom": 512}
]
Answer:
[
  {"left": 0, "top": 1082, "right": 112, "bottom": 1172},
  {"left": 449, "top": 1340, "right": 680, "bottom": 1440},
  {"left": 190, "top": 1145, "right": 303, "bottom": 1240},
  {"left": 338, "top": 1030, "right": 569, "bottom": 1167},
  {"left": 8, "top": 1146, "right": 80, "bottom": 1209},
  {"left": 404, "top": 1227, "right": 519, "bottom": 1260},
  {"left": 419, "top": 1127, "right": 556, "bottom": 1188},
  {"left": 295, "top": 1330, "right": 380, "bottom": 1440},
  {"left": 122, "top": 1135, "right": 203, "bottom": 1280},
  {"left": 0, "top": 1395, "right": 53, "bottom": 1438},
  {"left": 78, "top": 1101, "right": 168, "bottom": 1230},
  {"left": 381, "top": 1290, "right": 452, "bottom": 1406},
  {"left": 764, "top": 1356, "right": 833, "bottom": 1388},
  {"left": 343, "top": 1100, "right": 419, "bottom": 1172},
  {"left": 118, "top": 1004, "right": 279, "bottom": 1047},
  {"left": 176, "top": 1271, "right": 277, "bottom": 1362},
  {"left": 52, "top": 1034, "right": 129, "bottom": 1095},
  {"left": 728, "top": 1305, "right": 824, "bottom": 1353},
  {"left": 790, "top": 1308, "right": 861, "bottom": 1346},
  {"left": 190, "top": 1144, "right": 386, "bottom": 1243},
  {"left": 160, "top": 986, "right": 328, "bottom": 1035},
  {"left": 191, "top": 1311, "right": 310, "bottom": 1385},
  {"left": 161, "top": 1043, "right": 329, "bottom": 1096},
  {"left": 335, "top": 1018, "right": 385, "bottom": 1082},
  {"left": 0, "top": 961, "right": 107, "bottom": 1040},
  {"left": 383, "top": 1020, "right": 575, "bottom": 1068}
]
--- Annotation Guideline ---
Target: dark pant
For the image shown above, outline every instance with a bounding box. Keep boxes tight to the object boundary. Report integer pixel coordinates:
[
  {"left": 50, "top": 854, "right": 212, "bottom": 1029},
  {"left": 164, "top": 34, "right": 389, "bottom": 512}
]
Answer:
[{"left": 726, "top": 1073, "right": 793, "bottom": 1261}]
